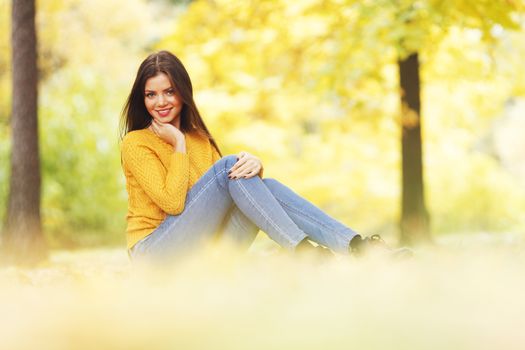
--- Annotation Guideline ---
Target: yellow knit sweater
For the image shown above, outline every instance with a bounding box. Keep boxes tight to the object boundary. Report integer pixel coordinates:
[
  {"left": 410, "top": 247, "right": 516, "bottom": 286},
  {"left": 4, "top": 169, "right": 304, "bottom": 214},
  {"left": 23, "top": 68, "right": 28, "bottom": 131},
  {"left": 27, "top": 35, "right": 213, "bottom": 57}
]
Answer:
[{"left": 120, "top": 128, "right": 221, "bottom": 250}]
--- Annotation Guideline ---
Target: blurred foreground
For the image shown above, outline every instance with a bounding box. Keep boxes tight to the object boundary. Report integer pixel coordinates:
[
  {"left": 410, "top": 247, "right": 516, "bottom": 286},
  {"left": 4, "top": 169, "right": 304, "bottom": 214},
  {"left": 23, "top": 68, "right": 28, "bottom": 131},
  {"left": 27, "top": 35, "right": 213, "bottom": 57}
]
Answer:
[{"left": 1, "top": 233, "right": 524, "bottom": 350}]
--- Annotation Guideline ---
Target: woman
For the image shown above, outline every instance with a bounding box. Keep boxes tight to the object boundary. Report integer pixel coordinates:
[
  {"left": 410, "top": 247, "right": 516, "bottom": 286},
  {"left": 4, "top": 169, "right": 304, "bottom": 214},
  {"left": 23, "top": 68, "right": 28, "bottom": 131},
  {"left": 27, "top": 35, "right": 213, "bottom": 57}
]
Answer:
[{"left": 120, "top": 50, "right": 390, "bottom": 263}]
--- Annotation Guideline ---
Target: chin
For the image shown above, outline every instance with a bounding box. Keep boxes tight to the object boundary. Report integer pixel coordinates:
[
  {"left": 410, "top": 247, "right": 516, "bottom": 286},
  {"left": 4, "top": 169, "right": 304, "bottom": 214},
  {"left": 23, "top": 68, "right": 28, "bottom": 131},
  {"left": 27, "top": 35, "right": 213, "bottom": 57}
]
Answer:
[{"left": 158, "top": 114, "right": 180, "bottom": 125}]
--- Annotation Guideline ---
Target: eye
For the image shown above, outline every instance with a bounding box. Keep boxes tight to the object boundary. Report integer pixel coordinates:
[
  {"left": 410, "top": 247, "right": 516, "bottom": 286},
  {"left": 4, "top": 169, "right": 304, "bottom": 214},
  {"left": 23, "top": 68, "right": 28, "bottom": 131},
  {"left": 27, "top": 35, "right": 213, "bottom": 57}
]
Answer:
[
  {"left": 145, "top": 92, "right": 155, "bottom": 98},
  {"left": 166, "top": 89, "right": 175, "bottom": 96}
]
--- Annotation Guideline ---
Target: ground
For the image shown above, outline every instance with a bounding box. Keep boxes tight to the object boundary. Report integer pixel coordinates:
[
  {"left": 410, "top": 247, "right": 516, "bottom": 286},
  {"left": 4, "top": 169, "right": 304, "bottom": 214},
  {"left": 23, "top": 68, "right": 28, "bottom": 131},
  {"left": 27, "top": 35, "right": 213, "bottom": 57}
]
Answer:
[{"left": 1, "top": 232, "right": 524, "bottom": 350}]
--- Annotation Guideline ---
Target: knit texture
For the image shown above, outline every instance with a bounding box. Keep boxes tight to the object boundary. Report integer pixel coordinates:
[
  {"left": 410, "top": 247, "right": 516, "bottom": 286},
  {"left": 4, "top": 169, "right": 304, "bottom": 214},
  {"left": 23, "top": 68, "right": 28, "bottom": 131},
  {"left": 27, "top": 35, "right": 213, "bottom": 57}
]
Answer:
[{"left": 120, "top": 128, "right": 221, "bottom": 250}]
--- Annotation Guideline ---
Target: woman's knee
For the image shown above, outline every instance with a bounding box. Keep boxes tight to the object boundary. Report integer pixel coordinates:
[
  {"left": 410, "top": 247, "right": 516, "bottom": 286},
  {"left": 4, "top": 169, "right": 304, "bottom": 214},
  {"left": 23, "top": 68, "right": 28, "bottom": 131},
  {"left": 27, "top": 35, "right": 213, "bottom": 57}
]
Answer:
[{"left": 213, "top": 155, "right": 238, "bottom": 172}]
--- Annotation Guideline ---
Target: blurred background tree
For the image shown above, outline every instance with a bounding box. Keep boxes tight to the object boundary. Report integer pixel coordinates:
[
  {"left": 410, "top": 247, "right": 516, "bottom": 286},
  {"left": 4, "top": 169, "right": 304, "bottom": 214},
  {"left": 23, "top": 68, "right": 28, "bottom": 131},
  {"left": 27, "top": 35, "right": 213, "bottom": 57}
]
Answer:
[
  {"left": 2, "top": 0, "right": 46, "bottom": 265},
  {"left": 0, "top": 0, "right": 524, "bottom": 251},
  {"left": 348, "top": 0, "right": 522, "bottom": 244}
]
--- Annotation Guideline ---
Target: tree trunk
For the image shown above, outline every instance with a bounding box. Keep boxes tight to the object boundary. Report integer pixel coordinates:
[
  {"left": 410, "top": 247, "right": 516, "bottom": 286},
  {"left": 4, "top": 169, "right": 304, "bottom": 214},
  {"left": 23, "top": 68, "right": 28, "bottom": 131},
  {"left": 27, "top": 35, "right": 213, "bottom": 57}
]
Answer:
[
  {"left": 398, "top": 52, "right": 431, "bottom": 245},
  {"left": 1, "top": 0, "right": 47, "bottom": 265}
]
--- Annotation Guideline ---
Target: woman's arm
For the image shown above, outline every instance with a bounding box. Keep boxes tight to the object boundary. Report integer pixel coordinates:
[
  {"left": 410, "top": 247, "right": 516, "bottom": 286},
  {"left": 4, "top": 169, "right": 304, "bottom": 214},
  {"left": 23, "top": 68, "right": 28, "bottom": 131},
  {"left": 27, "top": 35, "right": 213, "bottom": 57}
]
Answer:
[{"left": 121, "top": 140, "right": 190, "bottom": 215}]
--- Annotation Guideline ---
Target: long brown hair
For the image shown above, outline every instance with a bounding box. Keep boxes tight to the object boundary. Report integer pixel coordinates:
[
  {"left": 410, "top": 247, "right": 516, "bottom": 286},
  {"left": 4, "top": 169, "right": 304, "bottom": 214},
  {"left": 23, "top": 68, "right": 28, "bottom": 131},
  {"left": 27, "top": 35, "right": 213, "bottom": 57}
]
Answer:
[{"left": 120, "top": 50, "right": 222, "bottom": 156}]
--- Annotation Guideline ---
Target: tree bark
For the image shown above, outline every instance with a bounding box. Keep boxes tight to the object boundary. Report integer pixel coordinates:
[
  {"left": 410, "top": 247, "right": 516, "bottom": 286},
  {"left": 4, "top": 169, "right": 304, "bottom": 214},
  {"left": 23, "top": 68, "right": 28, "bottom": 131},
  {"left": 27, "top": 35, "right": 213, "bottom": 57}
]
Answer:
[
  {"left": 1, "top": 0, "right": 47, "bottom": 265},
  {"left": 398, "top": 52, "right": 431, "bottom": 245}
]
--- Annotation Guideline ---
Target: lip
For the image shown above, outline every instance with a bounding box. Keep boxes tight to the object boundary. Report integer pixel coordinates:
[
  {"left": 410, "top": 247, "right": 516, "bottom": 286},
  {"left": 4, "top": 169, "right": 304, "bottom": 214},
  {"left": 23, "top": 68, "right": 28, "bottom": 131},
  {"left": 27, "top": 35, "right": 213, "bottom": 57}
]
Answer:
[{"left": 156, "top": 108, "right": 172, "bottom": 116}]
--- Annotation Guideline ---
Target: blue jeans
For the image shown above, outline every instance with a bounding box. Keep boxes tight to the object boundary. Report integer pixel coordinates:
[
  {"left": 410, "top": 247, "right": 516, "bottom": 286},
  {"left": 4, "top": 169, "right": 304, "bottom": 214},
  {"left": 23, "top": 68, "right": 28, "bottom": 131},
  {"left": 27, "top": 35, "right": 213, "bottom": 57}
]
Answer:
[{"left": 129, "top": 155, "right": 357, "bottom": 262}]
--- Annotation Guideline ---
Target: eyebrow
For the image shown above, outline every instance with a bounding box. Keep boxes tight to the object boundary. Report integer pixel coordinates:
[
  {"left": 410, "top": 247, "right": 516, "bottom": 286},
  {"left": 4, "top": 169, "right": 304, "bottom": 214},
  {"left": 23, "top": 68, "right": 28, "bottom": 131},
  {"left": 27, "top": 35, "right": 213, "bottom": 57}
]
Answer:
[{"left": 144, "top": 87, "right": 174, "bottom": 93}]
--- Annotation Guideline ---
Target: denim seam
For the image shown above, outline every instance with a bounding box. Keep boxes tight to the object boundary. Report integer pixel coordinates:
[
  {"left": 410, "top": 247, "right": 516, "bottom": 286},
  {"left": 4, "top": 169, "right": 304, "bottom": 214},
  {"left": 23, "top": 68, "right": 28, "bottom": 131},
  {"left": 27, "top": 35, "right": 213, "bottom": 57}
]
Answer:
[
  {"left": 186, "top": 169, "right": 227, "bottom": 211},
  {"left": 146, "top": 168, "right": 227, "bottom": 253},
  {"left": 275, "top": 197, "right": 354, "bottom": 245},
  {"left": 213, "top": 161, "right": 231, "bottom": 191},
  {"left": 235, "top": 180, "right": 300, "bottom": 247}
]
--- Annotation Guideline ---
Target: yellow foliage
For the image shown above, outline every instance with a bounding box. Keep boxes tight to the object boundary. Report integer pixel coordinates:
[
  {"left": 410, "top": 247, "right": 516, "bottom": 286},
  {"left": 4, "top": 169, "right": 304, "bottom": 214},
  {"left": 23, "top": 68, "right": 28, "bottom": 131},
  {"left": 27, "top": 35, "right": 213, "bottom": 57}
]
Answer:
[{"left": 2, "top": 0, "right": 525, "bottom": 246}]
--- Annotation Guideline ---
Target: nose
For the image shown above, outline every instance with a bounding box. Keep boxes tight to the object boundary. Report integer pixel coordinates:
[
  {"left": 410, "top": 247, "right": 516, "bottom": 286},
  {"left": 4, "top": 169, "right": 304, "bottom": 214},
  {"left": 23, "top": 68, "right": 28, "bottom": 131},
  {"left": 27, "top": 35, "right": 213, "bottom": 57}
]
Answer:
[{"left": 157, "top": 93, "right": 167, "bottom": 106}]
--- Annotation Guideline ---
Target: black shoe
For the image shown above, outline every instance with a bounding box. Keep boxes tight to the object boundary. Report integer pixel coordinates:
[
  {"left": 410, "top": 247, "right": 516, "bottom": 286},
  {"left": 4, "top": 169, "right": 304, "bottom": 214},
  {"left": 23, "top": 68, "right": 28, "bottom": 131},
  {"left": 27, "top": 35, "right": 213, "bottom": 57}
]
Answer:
[
  {"left": 350, "top": 234, "right": 413, "bottom": 259},
  {"left": 312, "top": 244, "right": 334, "bottom": 259},
  {"left": 296, "top": 238, "right": 334, "bottom": 259},
  {"left": 350, "top": 234, "right": 386, "bottom": 256}
]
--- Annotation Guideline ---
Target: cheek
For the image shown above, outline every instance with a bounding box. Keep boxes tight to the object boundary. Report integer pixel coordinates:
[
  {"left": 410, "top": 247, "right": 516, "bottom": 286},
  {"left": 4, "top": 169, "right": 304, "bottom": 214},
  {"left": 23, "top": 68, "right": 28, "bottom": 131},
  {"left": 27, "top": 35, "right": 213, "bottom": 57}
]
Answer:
[
  {"left": 172, "top": 95, "right": 183, "bottom": 107},
  {"left": 144, "top": 98, "right": 155, "bottom": 112}
]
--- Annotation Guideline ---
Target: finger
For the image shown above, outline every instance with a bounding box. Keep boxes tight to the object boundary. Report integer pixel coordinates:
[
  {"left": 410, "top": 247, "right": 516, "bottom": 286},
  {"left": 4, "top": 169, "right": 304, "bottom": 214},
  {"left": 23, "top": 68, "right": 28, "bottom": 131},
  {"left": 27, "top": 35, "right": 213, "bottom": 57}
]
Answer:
[
  {"left": 241, "top": 166, "right": 260, "bottom": 179},
  {"left": 230, "top": 159, "right": 256, "bottom": 177},
  {"left": 233, "top": 163, "right": 259, "bottom": 178},
  {"left": 229, "top": 157, "right": 248, "bottom": 174},
  {"left": 233, "top": 163, "right": 253, "bottom": 177},
  {"left": 151, "top": 122, "right": 159, "bottom": 134},
  {"left": 243, "top": 168, "right": 259, "bottom": 179},
  {"left": 237, "top": 151, "right": 249, "bottom": 162},
  {"left": 244, "top": 155, "right": 259, "bottom": 166},
  {"left": 153, "top": 122, "right": 161, "bottom": 133}
]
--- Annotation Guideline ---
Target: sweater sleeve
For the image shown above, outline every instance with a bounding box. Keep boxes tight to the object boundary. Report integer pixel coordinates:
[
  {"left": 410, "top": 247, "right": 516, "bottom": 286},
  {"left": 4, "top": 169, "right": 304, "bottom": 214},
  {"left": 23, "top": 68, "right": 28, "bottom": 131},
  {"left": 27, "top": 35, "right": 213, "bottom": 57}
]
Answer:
[{"left": 121, "top": 139, "right": 190, "bottom": 215}]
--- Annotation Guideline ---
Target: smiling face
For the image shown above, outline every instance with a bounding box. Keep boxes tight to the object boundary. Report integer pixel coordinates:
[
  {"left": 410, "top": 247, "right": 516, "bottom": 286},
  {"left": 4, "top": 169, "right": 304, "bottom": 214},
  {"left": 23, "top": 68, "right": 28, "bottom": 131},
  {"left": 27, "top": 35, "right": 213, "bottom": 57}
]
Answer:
[{"left": 144, "top": 72, "right": 183, "bottom": 127}]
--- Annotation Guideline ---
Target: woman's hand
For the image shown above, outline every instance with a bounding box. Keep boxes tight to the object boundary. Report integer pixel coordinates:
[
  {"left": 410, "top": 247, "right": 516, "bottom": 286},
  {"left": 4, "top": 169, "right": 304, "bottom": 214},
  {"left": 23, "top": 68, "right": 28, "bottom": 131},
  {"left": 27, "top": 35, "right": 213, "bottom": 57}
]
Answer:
[
  {"left": 150, "top": 119, "right": 186, "bottom": 152},
  {"left": 229, "top": 151, "right": 263, "bottom": 179}
]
